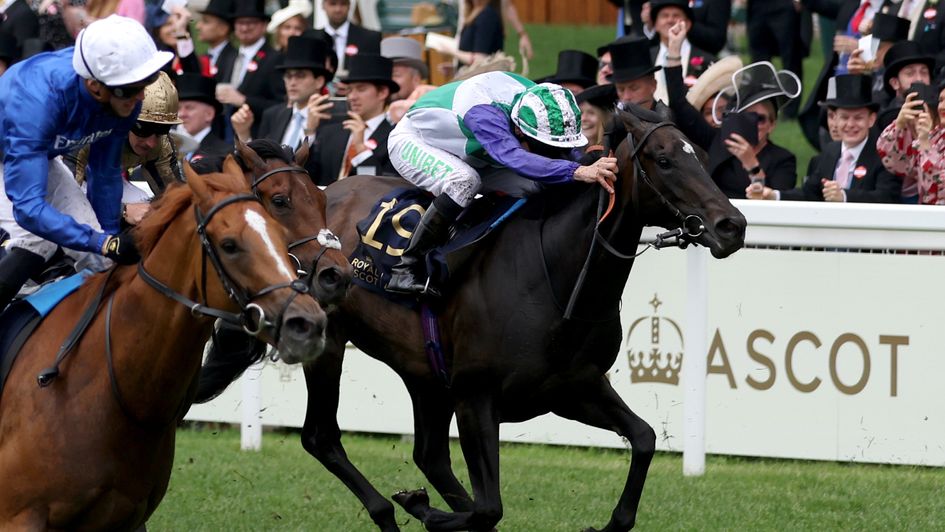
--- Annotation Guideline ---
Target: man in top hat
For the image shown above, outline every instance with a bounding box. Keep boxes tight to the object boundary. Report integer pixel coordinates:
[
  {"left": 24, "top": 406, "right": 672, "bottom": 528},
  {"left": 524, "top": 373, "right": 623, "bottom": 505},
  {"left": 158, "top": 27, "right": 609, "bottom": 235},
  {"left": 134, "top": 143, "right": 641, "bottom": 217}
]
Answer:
[
  {"left": 845, "top": 13, "right": 912, "bottom": 103},
  {"left": 315, "top": 0, "right": 382, "bottom": 87},
  {"left": 540, "top": 50, "right": 597, "bottom": 96},
  {"left": 609, "top": 37, "right": 661, "bottom": 110},
  {"left": 897, "top": 0, "right": 945, "bottom": 65},
  {"left": 749, "top": 74, "right": 900, "bottom": 203},
  {"left": 231, "top": 35, "right": 335, "bottom": 147},
  {"left": 381, "top": 36, "right": 429, "bottom": 102},
  {"left": 175, "top": 73, "right": 231, "bottom": 159},
  {"left": 647, "top": 2, "right": 716, "bottom": 104},
  {"left": 877, "top": 41, "right": 935, "bottom": 124},
  {"left": 214, "top": 0, "right": 286, "bottom": 138},
  {"left": 188, "top": 0, "right": 237, "bottom": 80},
  {"left": 304, "top": 54, "right": 398, "bottom": 184}
]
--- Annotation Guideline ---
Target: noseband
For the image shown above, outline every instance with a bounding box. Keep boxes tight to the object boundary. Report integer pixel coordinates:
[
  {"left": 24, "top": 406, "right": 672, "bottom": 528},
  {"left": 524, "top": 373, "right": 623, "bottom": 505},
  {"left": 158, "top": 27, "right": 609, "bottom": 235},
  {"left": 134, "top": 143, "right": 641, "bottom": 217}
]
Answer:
[
  {"left": 250, "top": 165, "right": 342, "bottom": 283},
  {"left": 138, "top": 192, "right": 309, "bottom": 340}
]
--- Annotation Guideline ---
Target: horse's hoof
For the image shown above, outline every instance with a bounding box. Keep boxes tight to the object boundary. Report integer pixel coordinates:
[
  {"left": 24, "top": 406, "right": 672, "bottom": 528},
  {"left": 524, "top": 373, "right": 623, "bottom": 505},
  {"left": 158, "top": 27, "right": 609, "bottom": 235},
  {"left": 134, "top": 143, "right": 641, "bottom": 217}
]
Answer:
[{"left": 392, "top": 487, "right": 430, "bottom": 519}]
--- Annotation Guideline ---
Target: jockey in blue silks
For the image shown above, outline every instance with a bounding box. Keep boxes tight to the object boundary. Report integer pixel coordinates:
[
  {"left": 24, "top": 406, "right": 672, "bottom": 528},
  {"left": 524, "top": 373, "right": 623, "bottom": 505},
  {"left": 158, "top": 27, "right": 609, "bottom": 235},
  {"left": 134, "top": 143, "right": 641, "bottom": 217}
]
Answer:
[
  {"left": 0, "top": 15, "right": 173, "bottom": 310},
  {"left": 384, "top": 71, "right": 618, "bottom": 297}
]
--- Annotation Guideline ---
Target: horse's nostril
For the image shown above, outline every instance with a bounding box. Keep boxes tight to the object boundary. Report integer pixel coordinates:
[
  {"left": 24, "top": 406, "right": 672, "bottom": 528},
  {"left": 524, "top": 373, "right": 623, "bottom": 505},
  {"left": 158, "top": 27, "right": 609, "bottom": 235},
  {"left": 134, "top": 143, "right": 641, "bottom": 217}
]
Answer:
[
  {"left": 715, "top": 217, "right": 745, "bottom": 240},
  {"left": 284, "top": 315, "right": 325, "bottom": 339}
]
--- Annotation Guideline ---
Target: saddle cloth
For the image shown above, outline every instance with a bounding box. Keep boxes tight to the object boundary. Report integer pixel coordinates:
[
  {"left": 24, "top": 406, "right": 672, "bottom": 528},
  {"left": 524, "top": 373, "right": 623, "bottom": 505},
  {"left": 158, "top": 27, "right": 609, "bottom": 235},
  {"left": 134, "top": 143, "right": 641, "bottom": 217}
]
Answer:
[
  {"left": 0, "top": 271, "right": 90, "bottom": 398},
  {"left": 349, "top": 188, "right": 526, "bottom": 307}
]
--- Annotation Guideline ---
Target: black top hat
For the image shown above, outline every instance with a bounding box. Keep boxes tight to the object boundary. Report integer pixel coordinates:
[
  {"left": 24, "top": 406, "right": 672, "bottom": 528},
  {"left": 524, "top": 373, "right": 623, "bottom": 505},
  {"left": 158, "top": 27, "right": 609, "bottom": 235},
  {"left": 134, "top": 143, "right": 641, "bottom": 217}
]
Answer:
[
  {"left": 576, "top": 83, "right": 617, "bottom": 110},
  {"left": 872, "top": 13, "right": 910, "bottom": 43},
  {"left": 231, "top": 0, "right": 268, "bottom": 21},
  {"left": 650, "top": 0, "right": 693, "bottom": 21},
  {"left": 609, "top": 38, "right": 660, "bottom": 84},
  {"left": 176, "top": 73, "right": 222, "bottom": 113},
  {"left": 301, "top": 29, "right": 339, "bottom": 73},
  {"left": 545, "top": 50, "right": 598, "bottom": 89},
  {"left": 0, "top": 33, "right": 18, "bottom": 64},
  {"left": 596, "top": 35, "right": 635, "bottom": 59},
  {"left": 340, "top": 54, "right": 400, "bottom": 93},
  {"left": 819, "top": 74, "right": 879, "bottom": 111},
  {"left": 883, "top": 41, "right": 935, "bottom": 94},
  {"left": 277, "top": 36, "right": 333, "bottom": 78},
  {"left": 201, "top": 0, "right": 235, "bottom": 21}
]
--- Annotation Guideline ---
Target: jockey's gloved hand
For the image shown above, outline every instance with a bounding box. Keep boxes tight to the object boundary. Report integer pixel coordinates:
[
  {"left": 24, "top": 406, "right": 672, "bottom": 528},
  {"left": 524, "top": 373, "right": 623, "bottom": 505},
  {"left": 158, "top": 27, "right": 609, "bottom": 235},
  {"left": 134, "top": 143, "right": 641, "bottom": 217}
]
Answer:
[{"left": 101, "top": 228, "right": 141, "bottom": 265}]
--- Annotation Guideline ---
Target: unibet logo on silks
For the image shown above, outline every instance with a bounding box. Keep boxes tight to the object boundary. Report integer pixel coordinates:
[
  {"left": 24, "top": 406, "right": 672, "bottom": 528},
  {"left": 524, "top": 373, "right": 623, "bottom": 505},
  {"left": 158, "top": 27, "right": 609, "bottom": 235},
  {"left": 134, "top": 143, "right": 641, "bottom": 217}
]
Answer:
[{"left": 399, "top": 140, "right": 454, "bottom": 180}]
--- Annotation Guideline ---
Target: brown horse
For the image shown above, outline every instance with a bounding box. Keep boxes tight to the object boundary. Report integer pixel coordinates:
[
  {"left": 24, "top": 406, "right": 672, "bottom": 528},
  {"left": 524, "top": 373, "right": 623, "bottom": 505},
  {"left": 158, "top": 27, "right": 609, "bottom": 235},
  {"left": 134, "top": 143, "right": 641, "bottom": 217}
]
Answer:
[
  {"left": 0, "top": 158, "right": 327, "bottom": 530},
  {"left": 199, "top": 106, "right": 746, "bottom": 530}
]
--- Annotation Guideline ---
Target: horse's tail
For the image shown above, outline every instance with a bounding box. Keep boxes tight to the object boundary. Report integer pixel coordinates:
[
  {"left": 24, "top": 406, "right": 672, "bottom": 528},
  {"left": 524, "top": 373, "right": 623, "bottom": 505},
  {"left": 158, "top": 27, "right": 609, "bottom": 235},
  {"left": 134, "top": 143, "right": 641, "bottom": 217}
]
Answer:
[{"left": 193, "top": 323, "right": 267, "bottom": 404}]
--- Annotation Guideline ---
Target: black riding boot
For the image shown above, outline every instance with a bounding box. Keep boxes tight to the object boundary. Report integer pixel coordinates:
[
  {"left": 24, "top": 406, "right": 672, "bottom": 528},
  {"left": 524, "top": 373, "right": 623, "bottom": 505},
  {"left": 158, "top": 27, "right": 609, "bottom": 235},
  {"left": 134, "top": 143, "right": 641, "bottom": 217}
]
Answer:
[
  {"left": 0, "top": 247, "right": 45, "bottom": 312},
  {"left": 386, "top": 194, "right": 462, "bottom": 298},
  {"left": 193, "top": 322, "right": 267, "bottom": 404}
]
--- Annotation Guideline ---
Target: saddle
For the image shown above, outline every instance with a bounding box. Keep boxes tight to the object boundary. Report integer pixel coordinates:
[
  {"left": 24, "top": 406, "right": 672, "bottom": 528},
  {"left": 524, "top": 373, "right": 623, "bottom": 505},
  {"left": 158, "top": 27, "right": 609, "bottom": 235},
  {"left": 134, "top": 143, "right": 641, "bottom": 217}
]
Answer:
[{"left": 349, "top": 188, "right": 526, "bottom": 307}]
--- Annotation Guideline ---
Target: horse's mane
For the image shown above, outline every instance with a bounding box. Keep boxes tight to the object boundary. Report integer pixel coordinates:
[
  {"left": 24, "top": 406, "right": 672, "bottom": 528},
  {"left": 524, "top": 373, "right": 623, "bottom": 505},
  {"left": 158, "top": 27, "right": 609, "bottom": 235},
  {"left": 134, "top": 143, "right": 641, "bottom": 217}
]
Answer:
[
  {"left": 134, "top": 168, "right": 248, "bottom": 256},
  {"left": 238, "top": 139, "right": 294, "bottom": 169}
]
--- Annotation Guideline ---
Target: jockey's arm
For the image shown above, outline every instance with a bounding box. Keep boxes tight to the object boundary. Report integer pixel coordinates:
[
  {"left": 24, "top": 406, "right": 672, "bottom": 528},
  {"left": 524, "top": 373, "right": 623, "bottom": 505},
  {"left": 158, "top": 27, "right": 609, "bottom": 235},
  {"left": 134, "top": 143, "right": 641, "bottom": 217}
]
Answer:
[
  {"left": 465, "top": 104, "right": 579, "bottom": 183},
  {"left": 3, "top": 138, "right": 110, "bottom": 254},
  {"left": 85, "top": 129, "right": 128, "bottom": 237}
]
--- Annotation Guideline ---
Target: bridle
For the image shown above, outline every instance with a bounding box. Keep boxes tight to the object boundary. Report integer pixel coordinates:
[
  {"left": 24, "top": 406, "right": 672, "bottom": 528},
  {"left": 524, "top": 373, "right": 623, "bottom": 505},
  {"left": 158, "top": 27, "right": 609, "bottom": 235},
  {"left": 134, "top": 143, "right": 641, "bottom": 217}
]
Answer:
[
  {"left": 138, "top": 192, "right": 309, "bottom": 340},
  {"left": 559, "top": 120, "right": 706, "bottom": 319},
  {"left": 249, "top": 164, "right": 342, "bottom": 282}
]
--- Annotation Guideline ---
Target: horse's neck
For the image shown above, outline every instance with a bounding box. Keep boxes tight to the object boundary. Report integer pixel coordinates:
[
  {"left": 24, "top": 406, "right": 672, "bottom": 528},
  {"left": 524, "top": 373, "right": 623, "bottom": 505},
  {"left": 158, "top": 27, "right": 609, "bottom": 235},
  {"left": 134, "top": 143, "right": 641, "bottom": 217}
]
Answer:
[{"left": 114, "top": 218, "right": 224, "bottom": 427}]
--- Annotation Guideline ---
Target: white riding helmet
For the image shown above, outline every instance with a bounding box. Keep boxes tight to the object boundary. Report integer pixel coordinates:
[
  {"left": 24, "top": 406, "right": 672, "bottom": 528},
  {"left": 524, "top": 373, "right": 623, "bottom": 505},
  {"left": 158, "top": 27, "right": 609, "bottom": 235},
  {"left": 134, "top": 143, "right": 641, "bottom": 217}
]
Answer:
[
  {"left": 510, "top": 83, "right": 588, "bottom": 148},
  {"left": 72, "top": 15, "right": 173, "bottom": 87}
]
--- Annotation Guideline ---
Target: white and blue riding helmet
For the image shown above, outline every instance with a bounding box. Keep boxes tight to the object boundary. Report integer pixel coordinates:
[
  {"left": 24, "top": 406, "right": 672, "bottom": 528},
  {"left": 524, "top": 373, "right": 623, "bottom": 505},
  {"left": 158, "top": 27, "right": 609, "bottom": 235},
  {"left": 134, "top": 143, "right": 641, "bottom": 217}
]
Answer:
[
  {"left": 72, "top": 15, "right": 174, "bottom": 87},
  {"left": 511, "top": 83, "right": 589, "bottom": 148}
]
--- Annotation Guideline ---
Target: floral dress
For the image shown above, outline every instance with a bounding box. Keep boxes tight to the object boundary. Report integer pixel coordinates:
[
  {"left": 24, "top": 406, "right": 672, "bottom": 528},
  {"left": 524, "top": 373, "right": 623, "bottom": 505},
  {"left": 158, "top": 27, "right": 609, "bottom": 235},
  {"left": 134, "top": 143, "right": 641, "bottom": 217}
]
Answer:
[{"left": 876, "top": 121, "right": 945, "bottom": 205}]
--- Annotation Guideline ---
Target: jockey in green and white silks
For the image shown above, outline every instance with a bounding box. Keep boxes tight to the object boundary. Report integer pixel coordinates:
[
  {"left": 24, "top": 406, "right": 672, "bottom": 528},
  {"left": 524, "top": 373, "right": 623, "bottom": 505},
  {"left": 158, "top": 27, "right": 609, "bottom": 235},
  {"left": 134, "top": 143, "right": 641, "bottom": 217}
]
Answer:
[{"left": 385, "top": 71, "right": 618, "bottom": 297}]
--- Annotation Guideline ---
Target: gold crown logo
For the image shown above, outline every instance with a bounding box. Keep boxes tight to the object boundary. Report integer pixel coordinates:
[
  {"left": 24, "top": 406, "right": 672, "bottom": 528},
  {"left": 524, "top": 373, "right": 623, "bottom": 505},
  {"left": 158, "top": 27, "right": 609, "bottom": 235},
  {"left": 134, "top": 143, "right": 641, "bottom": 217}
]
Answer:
[{"left": 625, "top": 294, "right": 683, "bottom": 385}]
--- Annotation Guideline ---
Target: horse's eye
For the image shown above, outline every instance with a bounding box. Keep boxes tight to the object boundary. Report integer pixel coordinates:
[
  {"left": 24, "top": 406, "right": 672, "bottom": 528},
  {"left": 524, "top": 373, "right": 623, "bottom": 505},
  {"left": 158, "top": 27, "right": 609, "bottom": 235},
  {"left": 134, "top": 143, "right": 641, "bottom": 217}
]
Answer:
[
  {"left": 657, "top": 157, "right": 672, "bottom": 169},
  {"left": 220, "top": 238, "right": 239, "bottom": 254},
  {"left": 271, "top": 195, "right": 290, "bottom": 209}
]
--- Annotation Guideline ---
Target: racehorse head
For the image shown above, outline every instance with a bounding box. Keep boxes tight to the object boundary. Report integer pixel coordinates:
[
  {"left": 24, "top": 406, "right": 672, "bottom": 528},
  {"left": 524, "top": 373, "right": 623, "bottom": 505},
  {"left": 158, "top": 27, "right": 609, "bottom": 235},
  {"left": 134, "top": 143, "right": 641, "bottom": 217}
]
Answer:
[
  {"left": 234, "top": 139, "right": 353, "bottom": 308},
  {"left": 140, "top": 157, "right": 327, "bottom": 364},
  {"left": 614, "top": 104, "right": 746, "bottom": 258}
]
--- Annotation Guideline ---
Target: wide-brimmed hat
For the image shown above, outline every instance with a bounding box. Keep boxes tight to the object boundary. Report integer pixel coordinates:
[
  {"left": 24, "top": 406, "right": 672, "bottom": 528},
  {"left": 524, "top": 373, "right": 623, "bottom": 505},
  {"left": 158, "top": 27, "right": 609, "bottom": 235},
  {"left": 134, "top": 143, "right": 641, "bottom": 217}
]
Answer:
[
  {"left": 176, "top": 73, "right": 222, "bottom": 113},
  {"left": 276, "top": 36, "right": 333, "bottom": 78},
  {"left": 381, "top": 36, "right": 429, "bottom": 79},
  {"left": 576, "top": 83, "right": 617, "bottom": 110},
  {"left": 686, "top": 55, "right": 742, "bottom": 112},
  {"left": 883, "top": 40, "right": 935, "bottom": 94},
  {"left": 543, "top": 50, "right": 598, "bottom": 89},
  {"left": 819, "top": 74, "right": 878, "bottom": 111},
  {"left": 267, "top": 0, "right": 311, "bottom": 33},
  {"left": 872, "top": 13, "right": 910, "bottom": 43},
  {"left": 729, "top": 61, "right": 801, "bottom": 113},
  {"left": 340, "top": 54, "right": 400, "bottom": 93},
  {"left": 609, "top": 38, "right": 660, "bottom": 84},
  {"left": 650, "top": 0, "right": 692, "bottom": 21},
  {"left": 201, "top": 0, "right": 234, "bottom": 22},
  {"left": 231, "top": 0, "right": 268, "bottom": 21}
]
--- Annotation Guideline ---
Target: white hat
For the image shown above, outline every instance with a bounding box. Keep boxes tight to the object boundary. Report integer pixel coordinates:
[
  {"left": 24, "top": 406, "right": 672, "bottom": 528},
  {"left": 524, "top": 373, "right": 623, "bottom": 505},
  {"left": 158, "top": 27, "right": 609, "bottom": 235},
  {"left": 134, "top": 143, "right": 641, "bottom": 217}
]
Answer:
[
  {"left": 381, "top": 36, "right": 429, "bottom": 78},
  {"left": 267, "top": 0, "right": 312, "bottom": 33},
  {"left": 73, "top": 15, "right": 173, "bottom": 87}
]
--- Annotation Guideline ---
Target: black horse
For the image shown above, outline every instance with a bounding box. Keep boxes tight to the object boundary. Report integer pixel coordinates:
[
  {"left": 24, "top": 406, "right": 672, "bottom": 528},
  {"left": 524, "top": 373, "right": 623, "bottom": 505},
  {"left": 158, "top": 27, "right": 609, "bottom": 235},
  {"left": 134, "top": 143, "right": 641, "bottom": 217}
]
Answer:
[{"left": 198, "top": 105, "right": 746, "bottom": 531}]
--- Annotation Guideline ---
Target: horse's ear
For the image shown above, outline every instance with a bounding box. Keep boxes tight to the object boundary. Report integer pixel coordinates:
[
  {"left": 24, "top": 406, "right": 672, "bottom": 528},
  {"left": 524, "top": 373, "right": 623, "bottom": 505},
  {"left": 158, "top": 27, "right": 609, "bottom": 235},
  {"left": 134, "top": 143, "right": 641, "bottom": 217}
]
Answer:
[
  {"left": 222, "top": 153, "right": 244, "bottom": 179},
  {"left": 294, "top": 139, "right": 310, "bottom": 167},
  {"left": 653, "top": 101, "right": 673, "bottom": 123},
  {"left": 234, "top": 138, "right": 266, "bottom": 172},
  {"left": 618, "top": 107, "right": 646, "bottom": 136},
  {"left": 184, "top": 161, "right": 212, "bottom": 204}
]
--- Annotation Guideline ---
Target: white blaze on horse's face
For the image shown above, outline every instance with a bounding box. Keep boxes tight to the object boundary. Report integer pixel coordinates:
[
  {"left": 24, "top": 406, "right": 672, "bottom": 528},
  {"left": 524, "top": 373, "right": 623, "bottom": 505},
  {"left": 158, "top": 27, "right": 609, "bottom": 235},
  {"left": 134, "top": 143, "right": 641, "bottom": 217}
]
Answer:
[
  {"left": 244, "top": 209, "right": 296, "bottom": 281},
  {"left": 680, "top": 139, "right": 698, "bottom": 161}
]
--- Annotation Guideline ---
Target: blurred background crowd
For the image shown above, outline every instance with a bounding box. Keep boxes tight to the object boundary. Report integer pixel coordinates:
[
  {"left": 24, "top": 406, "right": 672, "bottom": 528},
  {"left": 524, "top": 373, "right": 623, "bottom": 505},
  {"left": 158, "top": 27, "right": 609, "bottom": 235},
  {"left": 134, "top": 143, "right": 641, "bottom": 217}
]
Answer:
[{"left": 0, "top": 0, "right": 942, "bottom": 205}]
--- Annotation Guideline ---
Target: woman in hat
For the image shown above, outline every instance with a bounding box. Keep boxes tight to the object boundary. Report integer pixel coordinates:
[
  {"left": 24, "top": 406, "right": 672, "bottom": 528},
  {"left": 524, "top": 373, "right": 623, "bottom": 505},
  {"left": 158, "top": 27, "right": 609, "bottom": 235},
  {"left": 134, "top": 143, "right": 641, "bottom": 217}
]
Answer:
[
  {"left": 877, "top": 85, "right": 945, "bottom": 205},
  {"left": 576, "top": 83, "right": 616, "bottom": 147},
  {"left": 267, "top": 0, "right": 311, "bottom": 52},
  {"left": 684, "top": 55, "right": 742, "bottom": 128}
]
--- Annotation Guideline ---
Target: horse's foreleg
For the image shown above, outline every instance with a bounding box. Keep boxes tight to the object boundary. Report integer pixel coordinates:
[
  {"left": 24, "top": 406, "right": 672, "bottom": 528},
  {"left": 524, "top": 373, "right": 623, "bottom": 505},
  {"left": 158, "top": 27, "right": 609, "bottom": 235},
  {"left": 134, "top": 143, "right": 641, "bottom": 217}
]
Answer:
[
  {"left": 396, "top": 393, "right": 503, "bottom": 532},
  {"left": 300, "top": 348, "right": 399, "bottom": 532},
  {"left": 407, "top": 385, "right": 474, "bottom": 512},
  {"left": 553, "top": 377, "right": 656, "bottom": 532}
]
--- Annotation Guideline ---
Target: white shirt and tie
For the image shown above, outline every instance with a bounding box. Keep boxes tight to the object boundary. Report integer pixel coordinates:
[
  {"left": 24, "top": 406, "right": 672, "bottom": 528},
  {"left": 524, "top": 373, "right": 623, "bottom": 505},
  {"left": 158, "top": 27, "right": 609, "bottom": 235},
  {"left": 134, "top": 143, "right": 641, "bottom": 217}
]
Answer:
[
  {"left": 230, "top": 37, "right": 266, "bottom": 87},
  {"left": 325, "top": 21, "right": 351, "bottom": 73},
  {"left": 339, "top": 113, "right": 388, "bottom": 180},
  {"left": 207, "top": 41, "right": 228, "bottom": 69},
  {"left": 281, "top": 108, "right": 310, "bottom": 148}
]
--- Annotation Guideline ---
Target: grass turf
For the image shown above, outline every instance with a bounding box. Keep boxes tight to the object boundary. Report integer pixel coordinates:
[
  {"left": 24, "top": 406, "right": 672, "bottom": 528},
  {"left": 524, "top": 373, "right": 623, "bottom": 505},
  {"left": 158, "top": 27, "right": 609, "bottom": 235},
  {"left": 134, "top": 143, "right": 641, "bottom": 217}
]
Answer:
[{"left": 149, "top": 427, "right": 945, "bottom": 530}]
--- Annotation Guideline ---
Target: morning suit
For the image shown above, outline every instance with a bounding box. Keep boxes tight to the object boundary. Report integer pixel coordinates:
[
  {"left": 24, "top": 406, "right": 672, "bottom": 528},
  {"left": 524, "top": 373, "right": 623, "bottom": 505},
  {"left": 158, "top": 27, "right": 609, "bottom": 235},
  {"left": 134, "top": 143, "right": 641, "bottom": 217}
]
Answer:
[
  {"left": 782, "top": 136, "right": 902, "bottom": 202},
  {"left": 215, "top": 42, "right": 286, "bottom": 138},
  {"left": 304, "top": 119, "right": 395, "bottom": 186}
]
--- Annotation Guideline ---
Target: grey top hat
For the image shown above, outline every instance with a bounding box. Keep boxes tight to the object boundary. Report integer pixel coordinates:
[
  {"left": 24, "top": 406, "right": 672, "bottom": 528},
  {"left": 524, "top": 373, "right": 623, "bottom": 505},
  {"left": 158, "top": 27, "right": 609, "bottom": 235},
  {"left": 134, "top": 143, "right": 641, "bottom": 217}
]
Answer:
[{"left": 381, "top": 37, "right": 428, "bottom": 79}]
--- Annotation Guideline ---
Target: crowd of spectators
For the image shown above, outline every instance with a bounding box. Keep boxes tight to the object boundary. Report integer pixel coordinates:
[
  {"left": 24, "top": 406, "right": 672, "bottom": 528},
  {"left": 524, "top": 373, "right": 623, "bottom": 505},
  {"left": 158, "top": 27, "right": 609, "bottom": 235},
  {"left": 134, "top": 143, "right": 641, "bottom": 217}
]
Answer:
[{"left": 0, "top": 0, "right": 942, "bottom": 206}]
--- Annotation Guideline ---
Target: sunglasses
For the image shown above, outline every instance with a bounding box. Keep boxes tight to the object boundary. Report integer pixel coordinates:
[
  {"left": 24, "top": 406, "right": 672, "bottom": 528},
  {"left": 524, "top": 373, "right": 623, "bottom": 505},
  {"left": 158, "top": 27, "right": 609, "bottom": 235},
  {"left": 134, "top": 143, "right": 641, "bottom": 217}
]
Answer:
[
  {"left": 132, "top": 120, "right": 172, "bottom": 137},
  {"left": 108, "top": 73, "right": 160, "bottom": 100}
]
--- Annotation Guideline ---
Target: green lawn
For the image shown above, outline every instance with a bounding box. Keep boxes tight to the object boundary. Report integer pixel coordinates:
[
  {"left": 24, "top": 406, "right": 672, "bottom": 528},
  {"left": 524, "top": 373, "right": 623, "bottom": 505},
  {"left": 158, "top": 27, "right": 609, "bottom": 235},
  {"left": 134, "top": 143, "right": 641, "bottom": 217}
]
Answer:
[
  {"left": 149, "top": 427, "right": 945, "bottom": 530},
  {"left": 511, "top": 24, "right": 827, "bottom": 184}
]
